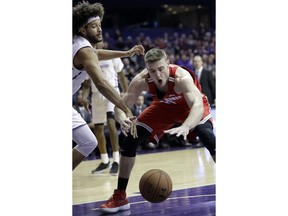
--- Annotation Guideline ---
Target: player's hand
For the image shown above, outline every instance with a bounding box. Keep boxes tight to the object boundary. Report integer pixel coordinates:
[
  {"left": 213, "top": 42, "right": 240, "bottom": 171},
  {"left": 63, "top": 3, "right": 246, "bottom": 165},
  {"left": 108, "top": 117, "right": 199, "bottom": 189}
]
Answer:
[
  {"left": 130, "top": 117, "right": 138, "bottom": 138},
  {"left": 119, "top": 116, "right": 138, "bottom": 138},
  {"left": 82, "top": 99, "right": 91, "bottom": 113},
  {"left": 164, "top": 125, "right": 190, "bottom": 140},
  {"left": 119, "top": 116, "right": 134, "bottom": 137},
  {"left": 126, "top": 45, "right": 145, "bottom": 57}
]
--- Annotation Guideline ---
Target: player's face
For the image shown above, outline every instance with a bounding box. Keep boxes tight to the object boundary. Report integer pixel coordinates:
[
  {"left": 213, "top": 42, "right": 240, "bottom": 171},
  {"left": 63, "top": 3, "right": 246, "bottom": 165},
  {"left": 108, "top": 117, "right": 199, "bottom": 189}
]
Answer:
[
  {"left": 146, "top": 58, "right": 170, "bottom": 91},
  {"left": 85, "top": 20, "right": 103, "bottom": 44}
]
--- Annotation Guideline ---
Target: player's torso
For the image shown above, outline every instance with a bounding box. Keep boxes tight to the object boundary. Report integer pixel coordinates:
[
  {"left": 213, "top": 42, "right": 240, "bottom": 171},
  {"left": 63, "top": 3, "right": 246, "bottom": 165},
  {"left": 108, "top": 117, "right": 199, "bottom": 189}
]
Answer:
[{"left": 148, "top": 65, "right": 189, "bottom": 111}]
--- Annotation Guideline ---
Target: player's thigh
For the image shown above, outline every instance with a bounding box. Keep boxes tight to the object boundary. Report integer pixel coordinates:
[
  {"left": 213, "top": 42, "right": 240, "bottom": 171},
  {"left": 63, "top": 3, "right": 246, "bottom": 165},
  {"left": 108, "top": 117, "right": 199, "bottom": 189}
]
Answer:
[{"left": 72, "top": 107, "right": 86, "bottom": 129}]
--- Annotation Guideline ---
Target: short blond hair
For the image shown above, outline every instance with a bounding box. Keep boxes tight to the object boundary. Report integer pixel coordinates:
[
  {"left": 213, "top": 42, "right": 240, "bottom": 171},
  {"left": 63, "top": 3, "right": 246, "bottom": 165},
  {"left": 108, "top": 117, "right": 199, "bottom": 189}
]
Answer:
[{"left": 144, "top": 48, "right": 167, "bottom": 63}]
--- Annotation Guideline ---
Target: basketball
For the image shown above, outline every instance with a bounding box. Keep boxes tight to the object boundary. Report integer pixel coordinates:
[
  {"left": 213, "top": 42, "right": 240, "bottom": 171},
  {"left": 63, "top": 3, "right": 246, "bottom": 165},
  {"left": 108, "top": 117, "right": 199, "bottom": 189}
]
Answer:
[{"left": 139, "top": 169, "right": 172, "bottom": 203}]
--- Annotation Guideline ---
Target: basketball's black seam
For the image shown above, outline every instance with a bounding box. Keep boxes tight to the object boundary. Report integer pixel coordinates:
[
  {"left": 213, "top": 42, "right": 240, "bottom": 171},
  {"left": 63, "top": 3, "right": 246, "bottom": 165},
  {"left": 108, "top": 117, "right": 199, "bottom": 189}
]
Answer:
[
  {"left": 151, "top": 170, "right": 162, "bottom": 202},
  {"left": 141, "top": 170, "right": 158, "bottom": 201}
]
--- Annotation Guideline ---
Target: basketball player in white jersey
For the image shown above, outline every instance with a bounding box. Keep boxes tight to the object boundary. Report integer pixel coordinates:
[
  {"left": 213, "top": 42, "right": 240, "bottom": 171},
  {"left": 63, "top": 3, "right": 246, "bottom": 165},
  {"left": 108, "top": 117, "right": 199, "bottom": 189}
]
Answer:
[{"left": 72, "top": 1, "right": 144, "bottom": 170}]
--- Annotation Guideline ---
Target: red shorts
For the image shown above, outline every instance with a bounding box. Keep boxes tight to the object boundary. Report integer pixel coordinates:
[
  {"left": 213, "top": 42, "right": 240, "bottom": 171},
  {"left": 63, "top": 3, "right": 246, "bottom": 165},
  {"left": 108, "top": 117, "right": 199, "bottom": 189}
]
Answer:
[{"left": 136, "top": 96, "right": 212, "bottom": 143}]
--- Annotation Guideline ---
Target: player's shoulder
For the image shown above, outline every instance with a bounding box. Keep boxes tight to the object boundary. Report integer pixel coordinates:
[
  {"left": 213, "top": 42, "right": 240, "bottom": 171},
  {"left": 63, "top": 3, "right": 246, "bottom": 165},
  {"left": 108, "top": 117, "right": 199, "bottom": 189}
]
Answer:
[
  {"left": 175, "top": 66, "right": 190, "bottom": 78},
  {"left": 73, "top": 37, "right": 93, "bottom": 57},
  {"left": 174, "top": 67, "right": 194, "bottom": 87},
  {"left": 73, "top": 36, "right": 91, "bottom": 46}
]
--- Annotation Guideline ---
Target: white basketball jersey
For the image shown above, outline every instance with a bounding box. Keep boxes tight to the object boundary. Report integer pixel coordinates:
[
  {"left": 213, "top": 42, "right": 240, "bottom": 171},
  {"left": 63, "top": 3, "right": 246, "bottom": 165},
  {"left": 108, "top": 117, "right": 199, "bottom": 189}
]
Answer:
[
  {"left": 72, "top": 36, "right": 92, "bottom": 95},
  {"left": 91, "top": 58, "right": 124, "bottom": 93}
]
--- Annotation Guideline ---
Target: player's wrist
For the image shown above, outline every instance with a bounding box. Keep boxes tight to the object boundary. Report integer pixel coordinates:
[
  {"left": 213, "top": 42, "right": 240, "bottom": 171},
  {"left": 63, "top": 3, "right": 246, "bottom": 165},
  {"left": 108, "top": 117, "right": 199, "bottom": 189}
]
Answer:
[{"left": 125, "top": 50, "right": 132, "bottom": 57}]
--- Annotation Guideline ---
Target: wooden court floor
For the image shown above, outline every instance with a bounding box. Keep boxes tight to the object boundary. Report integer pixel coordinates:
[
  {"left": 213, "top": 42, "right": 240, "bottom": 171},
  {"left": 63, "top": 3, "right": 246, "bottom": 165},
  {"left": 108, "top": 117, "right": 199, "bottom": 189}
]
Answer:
[{"left": 73, "top": 147, "right": 216, "bottom": 215}]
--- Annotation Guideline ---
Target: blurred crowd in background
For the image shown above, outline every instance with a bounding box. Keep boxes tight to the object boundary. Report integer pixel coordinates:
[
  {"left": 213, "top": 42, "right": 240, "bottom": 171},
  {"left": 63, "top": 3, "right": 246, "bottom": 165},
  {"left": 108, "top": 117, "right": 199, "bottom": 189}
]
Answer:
[{"left": 102, "top": 27, "right": 215, "bottom": 86}]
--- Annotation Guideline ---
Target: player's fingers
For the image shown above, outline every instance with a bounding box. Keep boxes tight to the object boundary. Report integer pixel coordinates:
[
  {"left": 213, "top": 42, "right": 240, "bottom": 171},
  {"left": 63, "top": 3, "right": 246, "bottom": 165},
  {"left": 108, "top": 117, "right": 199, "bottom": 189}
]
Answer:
[
  {"left": 166, "top": 129, "right": 179, "bottom": 135},
  {"left": 164, "top": 129, "right": 173, "bottom": 133},
  {"left": 134, "top": 123, "right": 138, "bottom": 138},
  {"left": 129, "top": 116, "right": 136, "bottom": 121},
  {"left": 121, "top": 127, "right": 128, "bottom": 137},
  {"left": 135, "top": 45, "right": 145, "bottom": 55},
  {"left": 183, "top": 134, "right": 187, "bottom": 140},
  {"left": 132, "top": 120, "right": 138, "bottom": 138},
  {"left": 135, "top": 130, "right": 138, "bottom": 138},
  {"left": 176, "top": 131, "right": 182, "bottom": 137},
  {"left": 138, "top": 45, "right": 145, "bottom": 55},
  {"left": 122, "top": 122, "right": 130, "bottom": 129},
  {"left": 131, "top": 124, "right": 137, "bottom": 138}
]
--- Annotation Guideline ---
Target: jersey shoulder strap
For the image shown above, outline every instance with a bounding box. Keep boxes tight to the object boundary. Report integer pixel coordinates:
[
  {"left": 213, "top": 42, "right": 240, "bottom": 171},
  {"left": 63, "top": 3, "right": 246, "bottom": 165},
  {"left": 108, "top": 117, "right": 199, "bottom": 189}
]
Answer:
[{"left": 179, "top": 66, "right": 203, "bottom": 92}]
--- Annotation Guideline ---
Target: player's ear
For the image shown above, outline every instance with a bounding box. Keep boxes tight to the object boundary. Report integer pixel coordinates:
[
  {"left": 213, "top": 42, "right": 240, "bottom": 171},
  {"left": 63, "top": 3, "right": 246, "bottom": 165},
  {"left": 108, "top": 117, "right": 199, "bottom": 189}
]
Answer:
[{"left": 79, "top": 27, "right": 86, "bottom": 36}]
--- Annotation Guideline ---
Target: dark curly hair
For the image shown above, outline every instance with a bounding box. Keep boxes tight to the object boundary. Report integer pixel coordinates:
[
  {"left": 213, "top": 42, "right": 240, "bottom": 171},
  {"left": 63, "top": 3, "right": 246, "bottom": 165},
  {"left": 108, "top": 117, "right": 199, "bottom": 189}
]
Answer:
[{"left": 73, "top": 1, "right": 104, "bottom": 36}]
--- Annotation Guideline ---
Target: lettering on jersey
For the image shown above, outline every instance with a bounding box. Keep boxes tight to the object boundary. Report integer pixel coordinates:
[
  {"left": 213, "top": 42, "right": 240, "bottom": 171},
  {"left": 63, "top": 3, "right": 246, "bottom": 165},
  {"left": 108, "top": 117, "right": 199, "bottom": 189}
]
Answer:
[
  {"left": 100, "top": 64, "right": 110, "bottom": 69},
  {"left": 73, "top": 71, "right": 82, "bottom": 80},
  {"left": 160, "top": 95, "right": 182, "bottom": 104}
]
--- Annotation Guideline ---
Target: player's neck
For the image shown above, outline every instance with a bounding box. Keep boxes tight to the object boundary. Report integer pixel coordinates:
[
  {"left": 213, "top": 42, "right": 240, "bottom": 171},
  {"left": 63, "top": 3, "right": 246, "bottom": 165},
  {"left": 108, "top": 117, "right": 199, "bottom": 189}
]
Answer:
[{"left": 156, "top": 86, "right": 167, "bottom": 99}]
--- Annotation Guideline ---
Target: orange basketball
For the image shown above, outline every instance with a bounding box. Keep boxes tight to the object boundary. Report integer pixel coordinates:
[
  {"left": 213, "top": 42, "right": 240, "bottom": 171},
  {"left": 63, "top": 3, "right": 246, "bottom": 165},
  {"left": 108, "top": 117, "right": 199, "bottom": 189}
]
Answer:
[{"left": 139, "top": 169, "right": 172, "bottom": 203}]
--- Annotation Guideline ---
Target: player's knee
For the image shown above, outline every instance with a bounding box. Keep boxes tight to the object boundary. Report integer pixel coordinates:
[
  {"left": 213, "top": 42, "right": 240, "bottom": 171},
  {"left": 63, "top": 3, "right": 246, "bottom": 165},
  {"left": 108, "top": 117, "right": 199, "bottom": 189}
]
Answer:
[
  {"left": 75, "top": 135, "right": 98, "bottom": 157},
  {"left": 120, "top": 135, "right": 138, "bottom": 157},
  {"left": 121, "top": 126, "right": 150, "bottom": 157}
]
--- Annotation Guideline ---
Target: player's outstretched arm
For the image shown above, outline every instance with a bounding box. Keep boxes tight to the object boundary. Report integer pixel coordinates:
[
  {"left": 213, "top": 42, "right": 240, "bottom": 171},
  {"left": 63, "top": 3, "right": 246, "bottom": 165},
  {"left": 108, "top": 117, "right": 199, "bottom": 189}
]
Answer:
[
  {"left": 114, "top": 71, "right": 148, "bottom": 138},
  {"left": 77, "top": 47, "right": 132, "bottom": 118},
  {"left": 96, "top": 45, "right": 145, "bottom": 60}
]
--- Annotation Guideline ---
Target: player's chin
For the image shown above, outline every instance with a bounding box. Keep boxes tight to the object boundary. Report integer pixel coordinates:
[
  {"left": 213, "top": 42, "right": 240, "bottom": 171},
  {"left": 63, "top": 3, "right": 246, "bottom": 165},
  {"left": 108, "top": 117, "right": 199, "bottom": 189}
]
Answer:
[
  {"left": 96, "top": 36, "right": 102, "bottom": 42},
  {"left": 159, "top": 82, "right": 166, "bottom": 88}
]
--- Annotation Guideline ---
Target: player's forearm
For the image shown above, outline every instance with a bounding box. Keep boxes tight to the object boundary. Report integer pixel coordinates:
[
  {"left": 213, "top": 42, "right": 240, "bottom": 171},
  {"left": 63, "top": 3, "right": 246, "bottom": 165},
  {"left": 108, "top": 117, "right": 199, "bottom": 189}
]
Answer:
[
  {"left": 97, "top": 49, "right": 129, "bottom": 61},
  {"left": 182, "top": 102, "right": 204, "bottom": 130},
  {"left": 95, "top": 79, "right": 131, "bottom": 116}
]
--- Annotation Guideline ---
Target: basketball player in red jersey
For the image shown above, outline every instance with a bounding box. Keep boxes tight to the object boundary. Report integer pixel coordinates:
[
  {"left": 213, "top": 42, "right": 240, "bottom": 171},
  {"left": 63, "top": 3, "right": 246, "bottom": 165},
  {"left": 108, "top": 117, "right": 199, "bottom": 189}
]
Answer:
[{"left": 99, "top": 48, "right": 216, "bottom": 214}]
